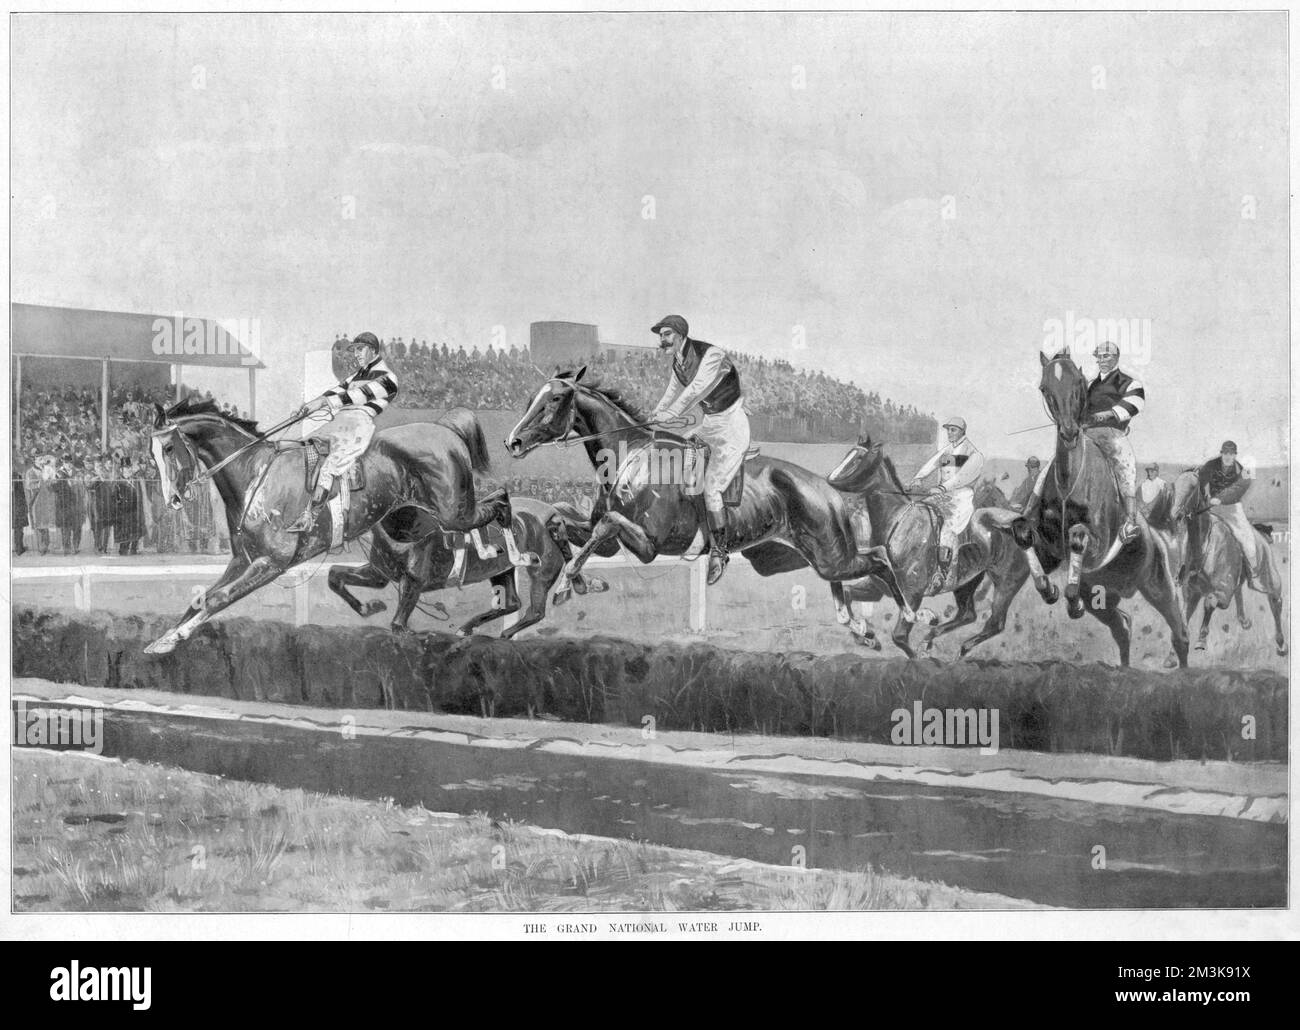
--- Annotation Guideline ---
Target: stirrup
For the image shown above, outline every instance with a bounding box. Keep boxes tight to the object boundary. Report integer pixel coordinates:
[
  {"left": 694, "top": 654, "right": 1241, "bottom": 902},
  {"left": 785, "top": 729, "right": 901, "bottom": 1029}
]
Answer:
[{"left": 707, "top": 546, "right": 729, "bottom": 585}]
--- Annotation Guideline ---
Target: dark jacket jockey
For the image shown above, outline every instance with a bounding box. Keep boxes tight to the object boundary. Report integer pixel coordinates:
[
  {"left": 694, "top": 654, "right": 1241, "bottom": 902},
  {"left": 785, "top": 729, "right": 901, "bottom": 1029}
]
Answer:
[{"left": 649, "top": 314, "right": 750, "bottom": 585}]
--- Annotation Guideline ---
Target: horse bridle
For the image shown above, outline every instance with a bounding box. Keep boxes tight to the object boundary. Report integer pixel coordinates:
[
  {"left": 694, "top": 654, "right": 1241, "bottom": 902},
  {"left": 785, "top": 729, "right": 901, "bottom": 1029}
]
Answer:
[{"left": 536, "top": 378, "right": 688, "bottom": 449}]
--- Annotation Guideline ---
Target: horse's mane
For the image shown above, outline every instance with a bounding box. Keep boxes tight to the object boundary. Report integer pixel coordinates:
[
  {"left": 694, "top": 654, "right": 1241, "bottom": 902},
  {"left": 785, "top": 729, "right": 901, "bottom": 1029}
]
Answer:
[
  {"left": 857, "top": 435, "right": 907, "bottom": 494},
  {"left": 165, "top": 396, "right": 260, "bottom": 434},
  {"left": 557, "top": 369, "right": 645, "bottom": 423}
]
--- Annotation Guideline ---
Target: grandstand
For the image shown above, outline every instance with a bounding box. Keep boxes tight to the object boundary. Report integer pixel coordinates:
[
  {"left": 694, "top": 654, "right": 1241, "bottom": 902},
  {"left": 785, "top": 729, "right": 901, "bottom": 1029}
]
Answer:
[{"left": 11, "top": 303, "right": 262, "bottom": 558}]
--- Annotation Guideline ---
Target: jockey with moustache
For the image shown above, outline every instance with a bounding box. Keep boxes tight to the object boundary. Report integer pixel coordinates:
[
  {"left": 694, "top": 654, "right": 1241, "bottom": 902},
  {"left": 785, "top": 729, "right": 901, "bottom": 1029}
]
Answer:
[{"left": 648, "top": 315, "right": 750, "bottom": 585}]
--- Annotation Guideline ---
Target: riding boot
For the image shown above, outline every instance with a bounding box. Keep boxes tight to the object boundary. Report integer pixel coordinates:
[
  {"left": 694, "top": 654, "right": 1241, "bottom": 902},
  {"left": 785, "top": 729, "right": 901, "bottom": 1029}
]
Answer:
[
  {"left": 1120, "top": 494, "right": 1139, "bottom": 543},
  {"left": 285, "top": 486, "right": 327, "bottom": 533},
  {"left": 928, "top": 545, "right": 953, "bottom": 595},
  {"left": 706, "top": 507, "right": 730, "bottom": 586}
]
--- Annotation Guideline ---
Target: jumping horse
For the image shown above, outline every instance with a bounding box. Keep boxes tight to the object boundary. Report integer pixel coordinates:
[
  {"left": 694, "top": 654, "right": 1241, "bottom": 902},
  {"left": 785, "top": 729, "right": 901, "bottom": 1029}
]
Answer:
[
  {"left": 146, "top": 397, "right": 518, "bottom": 653},
  {"left": 1009, "top": 351, "right": 1189, "bottom": 668},
  {"left": 505, "top": 368, "right": 915, "bottom": 637}
]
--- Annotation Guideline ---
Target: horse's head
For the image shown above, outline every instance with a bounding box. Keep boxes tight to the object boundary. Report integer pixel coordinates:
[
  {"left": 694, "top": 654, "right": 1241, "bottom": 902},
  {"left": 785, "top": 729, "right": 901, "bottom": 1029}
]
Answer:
[
  {"left": 1039, "top": 349, "right": 1088, "bottom": 446},
  {"left": 150, "top": 403, "right": 203, "bottom": 508},
  {"left": 827, "top": 434, "right": 883, "bottom": 491},
  {"left": 1169, "top": 468, "right": 1202, "bottom": 521},
  {"left": 505, "top": 367, "right": 586, "bottom": 457}
]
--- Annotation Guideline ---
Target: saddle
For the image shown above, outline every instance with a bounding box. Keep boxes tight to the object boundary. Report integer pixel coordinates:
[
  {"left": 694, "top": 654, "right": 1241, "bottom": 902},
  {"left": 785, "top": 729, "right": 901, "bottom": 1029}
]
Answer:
[
  {"left": 681, "top": 440, "right": 758, "bottom": 508},
  {"left": 302, "top": 437, "right": 366, "bottom": 493}
]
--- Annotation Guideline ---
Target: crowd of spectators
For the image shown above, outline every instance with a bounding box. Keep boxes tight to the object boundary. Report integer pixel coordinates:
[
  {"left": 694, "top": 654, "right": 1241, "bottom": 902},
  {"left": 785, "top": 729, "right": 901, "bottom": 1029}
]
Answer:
[
  {"left": 12, "top": 381, "right": 240, "bottom": 558},
  {"left": 334, "top": 335, "right": 937, "bottom": 443}
]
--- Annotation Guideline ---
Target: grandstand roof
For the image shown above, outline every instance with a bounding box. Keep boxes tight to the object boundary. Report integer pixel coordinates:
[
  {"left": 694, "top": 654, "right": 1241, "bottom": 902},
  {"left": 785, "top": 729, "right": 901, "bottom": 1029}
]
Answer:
[{"left": 10, "top": 303, "right": 264, "bottom": 369}]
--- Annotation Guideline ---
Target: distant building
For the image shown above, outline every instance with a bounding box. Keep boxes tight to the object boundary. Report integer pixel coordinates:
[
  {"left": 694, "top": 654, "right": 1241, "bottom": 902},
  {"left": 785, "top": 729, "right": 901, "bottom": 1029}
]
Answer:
[
  {"left": 530, "top": 321, "right": 600, "bottom": 367},
  {"left": 603, "top": 342, "right": 657, "bottom": 362}
]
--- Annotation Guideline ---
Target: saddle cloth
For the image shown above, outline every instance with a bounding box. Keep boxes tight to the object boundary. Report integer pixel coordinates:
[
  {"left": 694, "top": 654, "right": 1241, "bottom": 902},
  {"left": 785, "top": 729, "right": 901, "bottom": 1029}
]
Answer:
[
  {"left": 303, "top": 437, "right": 366, "bottom": 493},
  {"left": 684, "top": 442, "right": 758, "bottom": 508}
]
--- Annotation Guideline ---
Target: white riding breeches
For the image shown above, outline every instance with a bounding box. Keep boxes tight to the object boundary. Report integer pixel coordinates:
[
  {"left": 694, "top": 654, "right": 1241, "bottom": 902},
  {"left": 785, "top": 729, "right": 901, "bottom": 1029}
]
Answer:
[
  {"left": 935, "top": 487, "right": 974, "bottom": 550},
  {"left": 695, "top": 401, "right": 751, "bottom": 512},
  {"left": 318, "top": 407, "right": 375, "bottom": 488},
  {"left": 1085, "top": 426, "right": 1137, "bottom": 498}
]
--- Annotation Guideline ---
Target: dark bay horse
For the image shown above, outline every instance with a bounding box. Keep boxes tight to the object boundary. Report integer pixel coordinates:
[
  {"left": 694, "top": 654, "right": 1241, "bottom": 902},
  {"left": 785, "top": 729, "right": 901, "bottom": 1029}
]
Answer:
[
  {"left": 1010, "top": 351, "right": 1188, "bottom": 667},
  {"left": 145, "top": 397, "right": 513, "bottom": 653},
  {"left": 1148, "top": 471, "right": 1287, "bottom": 658},
  {"left": 328, "top": 497, "right": 603, "bottom": 638},
  {"left": 826, "top": 437, "right": 1031, "bottom": 657},
  {"left": 504, "top": 369, "right": 913, "bottom": 626}
]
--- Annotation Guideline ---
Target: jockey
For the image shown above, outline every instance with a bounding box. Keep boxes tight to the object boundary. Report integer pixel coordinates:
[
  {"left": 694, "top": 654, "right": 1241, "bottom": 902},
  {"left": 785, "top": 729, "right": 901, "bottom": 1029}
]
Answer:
[
  {"left": 648, "top": 314, "right": 750, "bottom": 585},
  {"left": 1196, "top": 441, "right": 1263, "bottom": 587},
  {"left": 1009, "top": 456, "right": 1041, "bottom": 512},
  {"left": 909, "top": 416, "right": 985, "bottom": 593},
  {"left": 285, "top": 332, "right": 398, "bottom": 533},
  {"left": 1023, "top": 340, "right": 1145, "bottom": 541}
]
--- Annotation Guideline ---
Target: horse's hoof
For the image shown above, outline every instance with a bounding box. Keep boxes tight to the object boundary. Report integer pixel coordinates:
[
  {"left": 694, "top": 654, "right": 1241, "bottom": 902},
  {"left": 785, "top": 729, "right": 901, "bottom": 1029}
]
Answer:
[
  {"left": 361, "top": 600, "right": 388, "bottom": 618},
  {"left": 836, "top": 609, "right": 851, "bottom": 626},
  {"left": 1194, "top": 639, "right": 1207, "bottom": 651},
  {"left": 1162, "top": 653, "right": 1179, "bottom": 669},
  {"left": 857, "top": 634, "right": 881, "bottom": 651},
  {"left": 1042, "top": 583, "right": 1059, "bottom": 605},
  {"left": 553, "top": 588, "right": 572, "bottom": 607},
  {"left": 1238, "top": 618, "right": 1253, "bottom": 631},
  {"left": 143, "top": 637, "right": 176, "bottom": 655},
  {"left": 1276, "top": 643, "right": 1288, "bottom": 657},
  {"left": 1066, "top": 598, "right": 1085, "bottom": 620},
  {"left": 586, "top": 576, "right": 609, "bottom": 593}
]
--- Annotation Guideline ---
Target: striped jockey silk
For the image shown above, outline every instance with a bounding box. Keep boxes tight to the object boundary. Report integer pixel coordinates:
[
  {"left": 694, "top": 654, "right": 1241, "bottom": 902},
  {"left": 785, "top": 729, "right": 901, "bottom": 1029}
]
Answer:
[
  {"left": 1085, "top": 368, "right": 1145, "bottom": 423},
  {"left": 324, "top": 356, "right": 399, "bottom": 416}
]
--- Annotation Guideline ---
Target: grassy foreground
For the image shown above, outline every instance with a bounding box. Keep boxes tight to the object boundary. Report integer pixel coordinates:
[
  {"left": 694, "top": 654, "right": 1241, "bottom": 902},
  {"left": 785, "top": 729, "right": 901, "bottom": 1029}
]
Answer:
[{"left": 13, "top": 749, "right": 1033, "bottom": 913}]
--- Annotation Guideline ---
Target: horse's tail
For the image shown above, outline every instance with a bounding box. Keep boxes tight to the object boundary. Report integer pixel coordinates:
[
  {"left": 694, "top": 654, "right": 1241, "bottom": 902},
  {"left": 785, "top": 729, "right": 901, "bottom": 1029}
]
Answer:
[{"left": 436, "top": 406, "right": 492, "bottom": 474}]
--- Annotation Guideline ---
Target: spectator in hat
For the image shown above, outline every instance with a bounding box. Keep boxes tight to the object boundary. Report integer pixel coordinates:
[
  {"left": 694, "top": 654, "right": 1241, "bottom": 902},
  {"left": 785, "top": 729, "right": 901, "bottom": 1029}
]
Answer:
[
  {"left": 1138, "top": 461, "right": 1167, "bottom": 518},
  {"left": 1009, "top": 457, "right": 1042, "bottom": 512}
]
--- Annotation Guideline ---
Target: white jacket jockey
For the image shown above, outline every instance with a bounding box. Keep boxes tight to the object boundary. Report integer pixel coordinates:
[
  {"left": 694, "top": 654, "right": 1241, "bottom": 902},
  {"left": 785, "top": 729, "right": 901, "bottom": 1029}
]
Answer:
[
  {"left": 910, "top": 416, "right": 985, "bottom": 592},
  {"left": 286, "top": 331, "right": 398, "bottom": 535},
  {"left": 649, "top": 314, "right": 751, "bottom": 585}
]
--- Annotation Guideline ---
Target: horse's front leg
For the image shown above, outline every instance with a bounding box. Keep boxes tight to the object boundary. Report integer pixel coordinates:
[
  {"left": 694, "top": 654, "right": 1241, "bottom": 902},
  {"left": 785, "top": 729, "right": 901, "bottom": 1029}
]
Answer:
[
  {"left": 328, "top": 561, "right": 392, "bottom": 618},
  {"left": 859, "top": 545, "right": 917, "bottom": 624},
  {"left": 144, "top": 557, "right": 284, "bottom": 654},
  {"left": 830, "top": 581, "right": 877, "bottom": 647},
  {"left": 1063, "top": 523, "right": 1091, "bottom": 619},
  {"left": 566, "top": 510, "right": 658, "bottom": 579},
  {"left": 1010, "top": 518, "right": 1059, "bottom": 605}
]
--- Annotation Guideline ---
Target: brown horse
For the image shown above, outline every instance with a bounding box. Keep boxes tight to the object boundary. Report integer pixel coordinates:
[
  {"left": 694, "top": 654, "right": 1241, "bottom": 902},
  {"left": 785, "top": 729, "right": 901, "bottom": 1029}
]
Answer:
[
  {"left": 505, "top": 369, "right": 914, "bottom": 627},
  {"left": 1147, "top": 470, "right": 1287, "bottom": 659},
  {"left": 145, "top": 397, "right": 514, "bottom": 653},
  {"left": 328, "top": 496, "right": 605, "bottom": 637},
  {"left": 1010, "top": 351, "right": 1188, "bottom": 668},
  {"left": 826, "top": 437, "right": 1031, "bottom": 657}
]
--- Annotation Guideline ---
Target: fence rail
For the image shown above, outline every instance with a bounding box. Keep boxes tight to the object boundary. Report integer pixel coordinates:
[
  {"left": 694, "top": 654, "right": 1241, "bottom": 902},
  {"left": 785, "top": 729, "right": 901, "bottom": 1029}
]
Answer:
[{"left": 11, "top": 553, "right": 714, "bottom": 632}]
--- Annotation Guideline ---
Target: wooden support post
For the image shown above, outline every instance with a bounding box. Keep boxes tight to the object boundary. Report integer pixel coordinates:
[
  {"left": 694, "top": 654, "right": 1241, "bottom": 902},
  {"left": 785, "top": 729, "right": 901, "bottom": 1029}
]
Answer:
[{"left": 690, "top": 556, "right": 707, "bottom": 633}]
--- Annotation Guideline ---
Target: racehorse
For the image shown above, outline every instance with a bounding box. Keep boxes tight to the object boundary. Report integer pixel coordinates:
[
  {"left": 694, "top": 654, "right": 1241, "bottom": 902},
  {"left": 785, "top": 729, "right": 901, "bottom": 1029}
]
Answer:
[
  {"left": 826, "top": 436, "right": 1031, "bottom": 657},
  {"left": 1009, "top": 351, "right": 1189, "bottom": 668},
  {"left": 145, "top": 397, "right": 514, "bottom": 654},
  {"left": 1147, "top": 470, "right": 1287, "bottom": 658},
  {"left": 504, "top": 368, "right": 913, "bottom": 636},
  {"left": 328, "top": 497, "right": 605, "bottom": 638}
]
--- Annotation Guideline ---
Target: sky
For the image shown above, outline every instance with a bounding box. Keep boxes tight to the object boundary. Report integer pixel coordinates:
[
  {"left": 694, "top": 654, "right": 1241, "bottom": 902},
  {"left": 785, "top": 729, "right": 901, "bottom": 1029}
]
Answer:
[{"left": 9, "top": 12, "right": 1290, "bottom": 463}]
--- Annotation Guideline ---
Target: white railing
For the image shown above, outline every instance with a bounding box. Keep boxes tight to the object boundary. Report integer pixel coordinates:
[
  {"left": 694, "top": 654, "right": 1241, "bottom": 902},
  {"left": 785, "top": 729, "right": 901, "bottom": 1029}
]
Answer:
[{"left": 11, "top": 552, "right": 714, "bottom": 632}]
